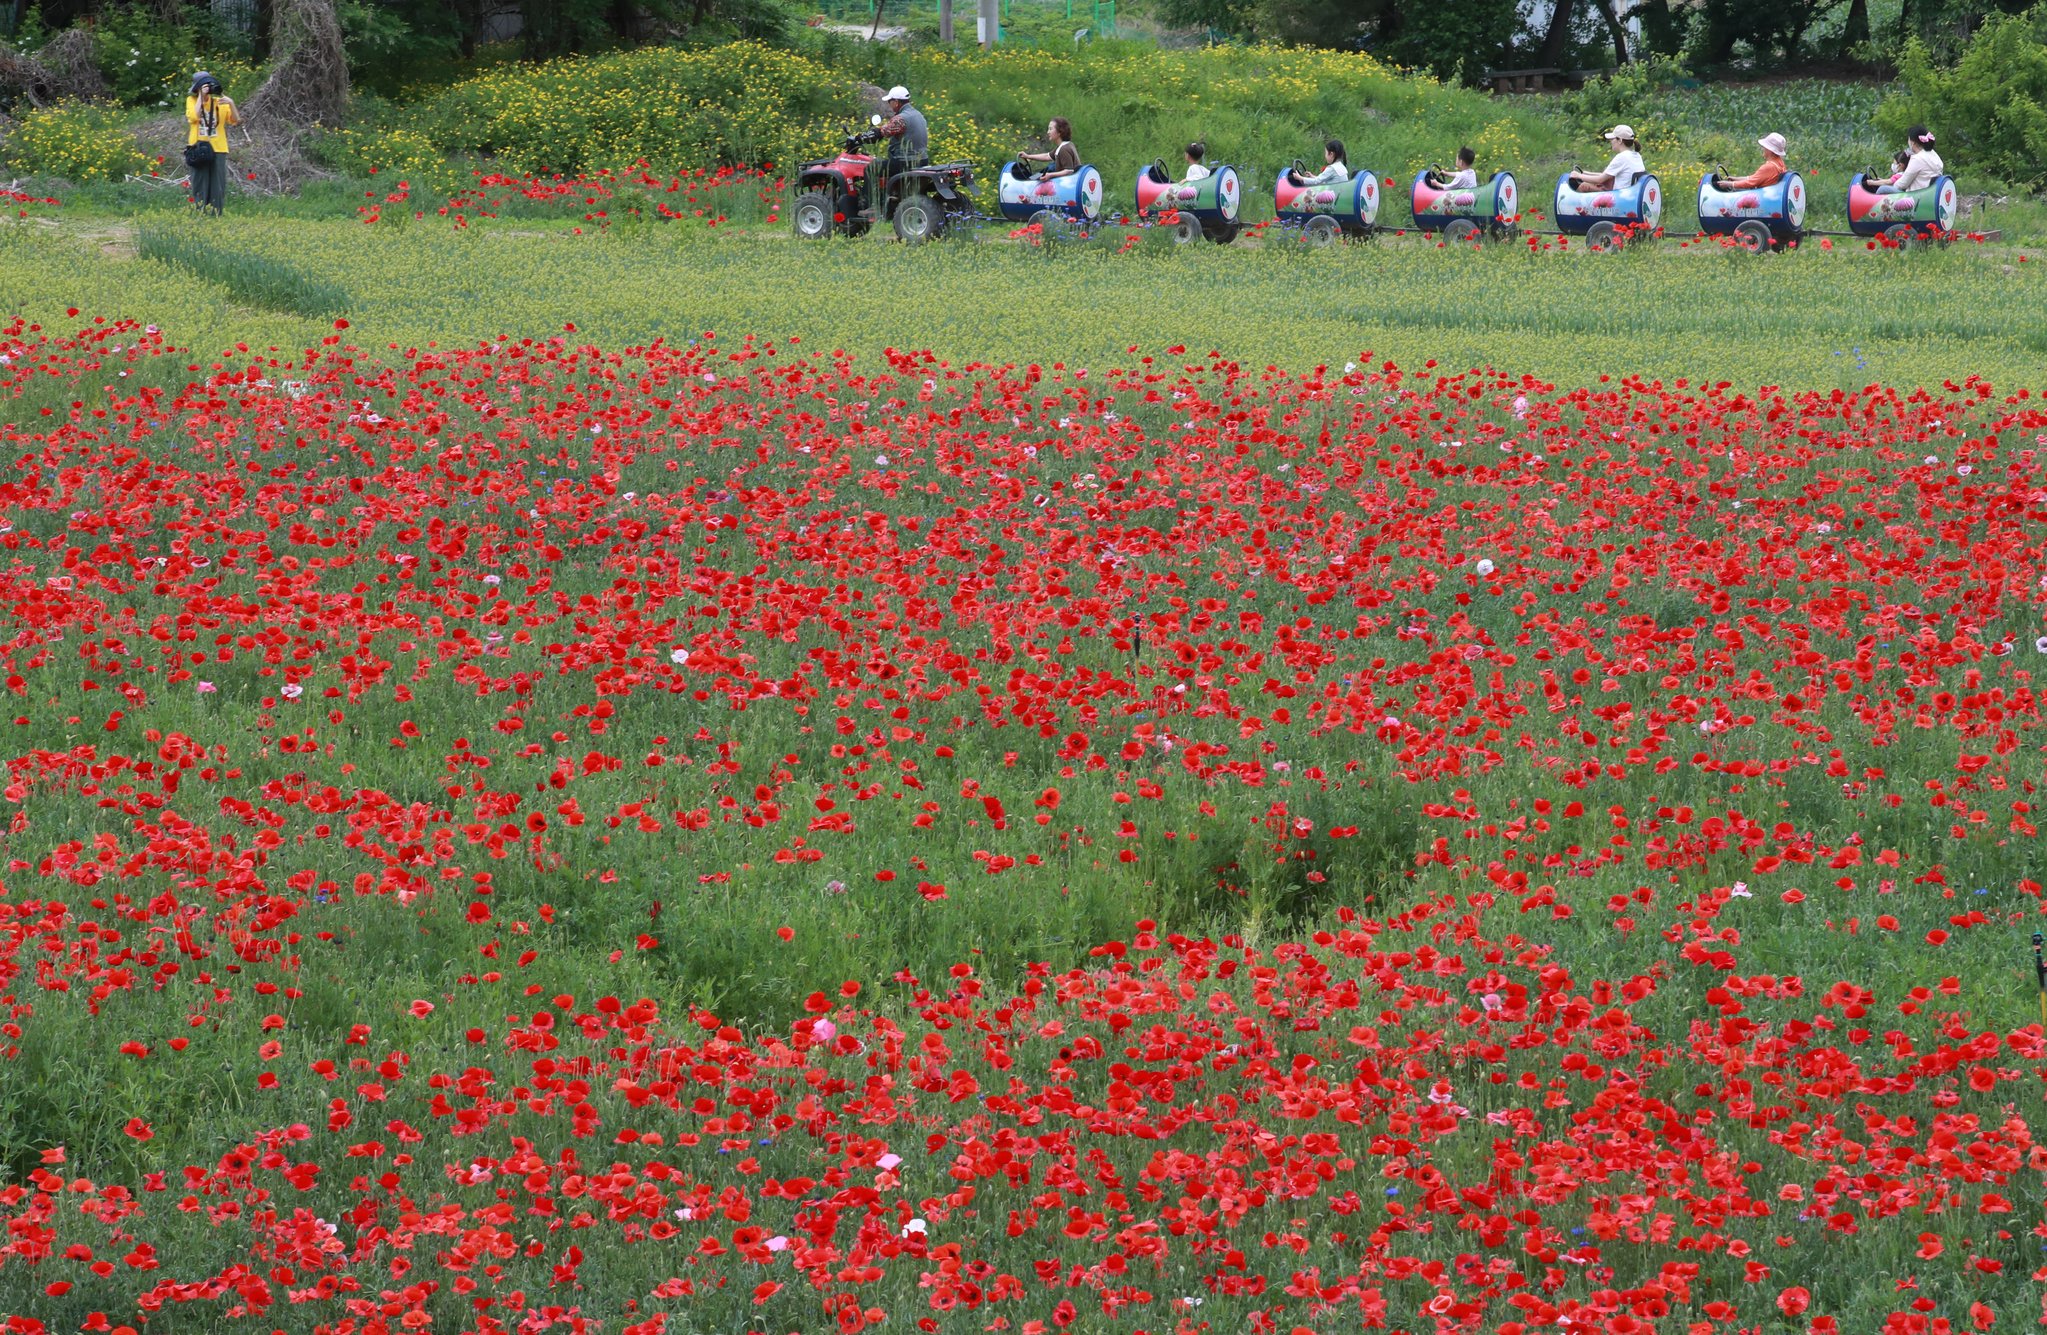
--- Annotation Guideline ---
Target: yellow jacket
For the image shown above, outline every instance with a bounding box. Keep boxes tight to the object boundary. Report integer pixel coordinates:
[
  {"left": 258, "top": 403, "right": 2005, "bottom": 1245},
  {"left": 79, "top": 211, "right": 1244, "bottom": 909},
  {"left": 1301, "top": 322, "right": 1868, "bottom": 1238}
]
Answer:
[{"left": 185, "top": 94, "right": 239, "bottom": 153}]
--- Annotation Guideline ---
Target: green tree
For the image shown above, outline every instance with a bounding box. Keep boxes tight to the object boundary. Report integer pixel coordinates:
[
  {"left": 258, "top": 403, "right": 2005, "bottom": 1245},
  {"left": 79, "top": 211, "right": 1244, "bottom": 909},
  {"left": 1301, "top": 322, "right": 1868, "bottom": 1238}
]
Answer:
[
  {"left": 1368, "top": 0, "right": 1520, "bottom": 79},
  {"left": 1692, "top": 0, "right": 1842, "bottom": 64},
  {"left": 1152, "top": 0, "right": 1521, "bottom": 82},
  {"left": 1876, "top": 2, "right": 2047, "bottom": 184}
]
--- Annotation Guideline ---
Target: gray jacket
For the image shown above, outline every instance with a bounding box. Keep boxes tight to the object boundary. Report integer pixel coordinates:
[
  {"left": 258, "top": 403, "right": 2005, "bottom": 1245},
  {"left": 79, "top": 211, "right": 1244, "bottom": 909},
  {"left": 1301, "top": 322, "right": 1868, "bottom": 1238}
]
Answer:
[{"left": 883, "top": 104, "right": 929, "bottom": 161}]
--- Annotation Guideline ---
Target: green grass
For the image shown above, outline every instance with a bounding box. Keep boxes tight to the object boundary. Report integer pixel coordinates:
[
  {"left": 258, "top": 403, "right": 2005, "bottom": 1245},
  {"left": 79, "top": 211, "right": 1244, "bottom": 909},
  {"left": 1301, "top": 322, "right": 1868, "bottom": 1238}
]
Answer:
[
  {"left": 133, "top": 218, "right": 354, "bottom": 318},
  {"left": 4, "top": 215, "right": 2045, "bottom": 392}
]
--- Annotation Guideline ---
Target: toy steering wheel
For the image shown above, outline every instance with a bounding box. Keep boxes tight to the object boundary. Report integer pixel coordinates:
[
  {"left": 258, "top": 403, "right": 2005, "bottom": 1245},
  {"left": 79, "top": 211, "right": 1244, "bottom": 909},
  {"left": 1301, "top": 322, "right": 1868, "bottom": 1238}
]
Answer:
[{"left": 1290, "top": 157, "right": 1305, "bottom": 185}]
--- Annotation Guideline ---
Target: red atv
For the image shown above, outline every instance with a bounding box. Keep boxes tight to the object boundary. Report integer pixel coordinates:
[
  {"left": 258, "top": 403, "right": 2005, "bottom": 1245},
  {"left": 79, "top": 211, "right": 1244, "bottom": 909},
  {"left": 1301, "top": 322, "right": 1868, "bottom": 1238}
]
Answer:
[{"left": 790, "top": 117, "right": 977, "bottom": 244}]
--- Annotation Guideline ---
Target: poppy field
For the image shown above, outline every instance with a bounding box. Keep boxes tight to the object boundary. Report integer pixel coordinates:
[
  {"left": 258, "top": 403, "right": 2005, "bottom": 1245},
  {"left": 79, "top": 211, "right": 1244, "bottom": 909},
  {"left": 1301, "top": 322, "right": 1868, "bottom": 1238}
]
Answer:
[{"left": 0, "top": 303, "right": 2043, "bottom": 1335}]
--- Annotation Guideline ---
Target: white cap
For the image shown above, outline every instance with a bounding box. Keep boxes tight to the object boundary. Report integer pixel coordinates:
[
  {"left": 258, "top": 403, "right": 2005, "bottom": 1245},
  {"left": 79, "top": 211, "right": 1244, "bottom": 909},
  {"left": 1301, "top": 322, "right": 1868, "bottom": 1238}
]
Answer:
[
  {"left": 1604, "top": 124, "right": 1635, "bottom": 141},
  {"left": 1758, "top": 132, "right": 1787, "bottom": 156},
  {"left": 883, "top": 85, "right": 910, "bottom": 102}
]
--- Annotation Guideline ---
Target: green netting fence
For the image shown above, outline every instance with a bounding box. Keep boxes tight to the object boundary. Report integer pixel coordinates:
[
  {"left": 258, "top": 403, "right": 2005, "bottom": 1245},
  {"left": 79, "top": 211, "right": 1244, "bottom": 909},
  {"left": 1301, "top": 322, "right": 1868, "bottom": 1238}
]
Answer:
[{"left": 808, "top": 0, "right": 1119, "bottom": 42}]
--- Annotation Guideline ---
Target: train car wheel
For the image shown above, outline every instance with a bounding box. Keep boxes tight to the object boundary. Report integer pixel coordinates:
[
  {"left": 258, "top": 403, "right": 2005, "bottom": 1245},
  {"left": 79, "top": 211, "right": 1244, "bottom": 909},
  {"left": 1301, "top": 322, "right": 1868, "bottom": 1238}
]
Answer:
[
  {"left": 1883, "top": 223, "right": 1917, "bottom": 250},
  {"left": 792, "top": 191, "right": 836, "bottom": 240},
  {"left": 1026, "top": 208, "right": 1070, "bottom": 241},
  {"left": 1168, "top": 214, "right": 1203, "bottom": 245},
  {"left": 1302, "top": 216, "right": 1341, "bottom": 248},
  {"left": 1733, "top": 220, "right": 1771, "bottom": 254},
  {"left": 1205, "top": 224, "right": 1241, "bottom": 246},
  {"left": 892, "top": 195, "right": 945, "bottom": 245},
  {"left": 1443, "top": 218, "right": 1481, "bottom": 244},
  {"left": 1585, "top": 220, "right": 1623, "bottom": 253}
]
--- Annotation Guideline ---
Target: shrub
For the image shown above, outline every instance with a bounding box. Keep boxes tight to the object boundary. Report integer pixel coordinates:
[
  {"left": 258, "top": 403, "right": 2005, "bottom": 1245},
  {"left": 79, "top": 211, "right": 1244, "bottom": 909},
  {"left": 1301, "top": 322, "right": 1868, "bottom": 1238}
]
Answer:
[
  {"left": 314, "top": 122, "right": 458, "bottom": 189},
  {"left": 1876, "top": 5, "right": 2047, "bottom": 187},
  {"left": 391, "top": 39, "right": 1556, "bottom": 194},
  {"left": 1, "top": 100, "right": 146, "bottom": 182},
  {"left": 415, "top": 41, "right": 852, "bottom": 174},
  {"left": 1557, "top": 53, "right": 1693, "bottom": 154},
  {"left": 88, "top": 5, "right": 199, "bottom": 108},
  {"left": 899, "top": 42, "right": 1562, "bottom": 198}
]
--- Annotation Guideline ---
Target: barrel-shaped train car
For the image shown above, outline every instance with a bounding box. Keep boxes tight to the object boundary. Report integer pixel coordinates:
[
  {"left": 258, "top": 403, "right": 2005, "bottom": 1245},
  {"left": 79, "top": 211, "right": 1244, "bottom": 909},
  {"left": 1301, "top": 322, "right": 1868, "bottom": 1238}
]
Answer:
[
  {"left": 1696, "top": 171, "right": 1807, "bottom": 250},
  {"left": 1135, "top": 161, "right": 1244, "bottom": 244},
  {"left": 1274, "top": 163, "right": 1381, "bottom": 244},
  {"left": 1846, "top": 172, "right": 1958, "bottom": 242},
  {"left": 996, "top": 161, "right": 1106, "bottom": 232},
  {"left": 1410, "top": 171, "right": 1519, "bottom": 241},
  {"left": 1552, "top": 174, "right": 1662, "bottom": 249}
]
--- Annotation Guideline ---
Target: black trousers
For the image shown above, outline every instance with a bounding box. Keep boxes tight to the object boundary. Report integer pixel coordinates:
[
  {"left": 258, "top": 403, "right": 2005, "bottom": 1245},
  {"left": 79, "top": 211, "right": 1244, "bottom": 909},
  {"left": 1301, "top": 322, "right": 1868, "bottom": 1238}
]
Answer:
[{"left": 191, "top": 154, "right": 229, "bottom": 213}]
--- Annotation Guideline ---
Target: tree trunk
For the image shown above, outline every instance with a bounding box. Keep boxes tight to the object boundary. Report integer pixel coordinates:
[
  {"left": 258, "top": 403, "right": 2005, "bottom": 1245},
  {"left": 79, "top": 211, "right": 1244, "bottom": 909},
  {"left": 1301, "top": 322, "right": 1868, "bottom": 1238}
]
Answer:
[
  {"left": 1539, "top": 0, "right": 1578, "bottom": 68},
  {"left": 453, "top": 0, "right": 482, "bottom": 58},
  {"left": 870, "top": 0, "right": 887, "bottom": 39},
  {"left": 1590, "top": 0, "right": 1629, "bottom": 63},
  {"left": 939, "top": 0, "right": 953, "bottom": 42},
  {"left": 1840, "top": 0, "right": 1870, "bottom": 53}
]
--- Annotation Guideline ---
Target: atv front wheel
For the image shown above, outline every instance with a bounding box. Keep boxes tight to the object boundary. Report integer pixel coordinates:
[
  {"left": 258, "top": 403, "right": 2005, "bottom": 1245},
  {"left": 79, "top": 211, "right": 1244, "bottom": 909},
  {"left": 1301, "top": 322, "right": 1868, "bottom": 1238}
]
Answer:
[{"left": 791, "top": 191, "right": 836, "bottom": 240}]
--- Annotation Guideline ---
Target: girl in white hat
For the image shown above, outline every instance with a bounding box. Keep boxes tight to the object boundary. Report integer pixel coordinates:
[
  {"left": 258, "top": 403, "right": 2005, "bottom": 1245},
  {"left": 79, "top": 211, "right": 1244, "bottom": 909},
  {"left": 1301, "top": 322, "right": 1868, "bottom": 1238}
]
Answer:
[
  {"left": 1569, "top": 125, "right": 1644, "bottom": 192},
  {"left": 1719, "top": 133, "right": 1788, "bottom": 190}
]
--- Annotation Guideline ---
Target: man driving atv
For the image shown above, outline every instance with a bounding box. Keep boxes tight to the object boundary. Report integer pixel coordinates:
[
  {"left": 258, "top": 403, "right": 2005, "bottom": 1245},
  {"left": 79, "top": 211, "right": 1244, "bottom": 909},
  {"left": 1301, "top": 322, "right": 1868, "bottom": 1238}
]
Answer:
[{"left": 878, "top": 86, "right": 929, "bottom": 188}]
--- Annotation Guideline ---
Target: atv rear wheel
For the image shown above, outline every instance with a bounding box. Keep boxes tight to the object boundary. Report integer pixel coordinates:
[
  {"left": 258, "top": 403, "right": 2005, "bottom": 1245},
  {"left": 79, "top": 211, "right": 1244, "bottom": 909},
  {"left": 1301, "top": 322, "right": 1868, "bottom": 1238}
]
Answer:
[
  {"left": 791, "top": 191, "right": 836, "bottom": 240},
  {"left": 893, "top": 194, "right": 945, "bottom": 245}
]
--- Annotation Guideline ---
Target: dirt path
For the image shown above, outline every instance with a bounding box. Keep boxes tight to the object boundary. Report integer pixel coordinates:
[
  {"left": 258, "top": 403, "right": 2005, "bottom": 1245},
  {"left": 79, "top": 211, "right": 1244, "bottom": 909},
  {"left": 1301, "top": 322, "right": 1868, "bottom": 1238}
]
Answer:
[{"left": 71, "top": 220, "right": 139, "bottom": 262}]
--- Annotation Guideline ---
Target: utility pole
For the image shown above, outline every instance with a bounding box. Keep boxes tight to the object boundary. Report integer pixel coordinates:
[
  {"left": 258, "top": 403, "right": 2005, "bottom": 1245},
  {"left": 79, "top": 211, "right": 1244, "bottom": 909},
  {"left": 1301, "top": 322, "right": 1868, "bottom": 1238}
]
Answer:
[
  {"left": 977, "top": 0, "right": 999, "bottom": 47},
  {"left": 940, "top": 0, "right": 953, "bottom": 42}
]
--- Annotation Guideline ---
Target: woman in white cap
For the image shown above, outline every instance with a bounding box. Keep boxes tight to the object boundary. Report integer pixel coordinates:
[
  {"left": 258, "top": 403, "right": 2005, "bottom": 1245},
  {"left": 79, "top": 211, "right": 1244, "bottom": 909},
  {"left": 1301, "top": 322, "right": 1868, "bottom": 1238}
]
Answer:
[
  {"left": 1719, "top": 132, "right": 1788, "bottom": 190},
  {"left": 1568, "top": 125, "right": 1644, "bottom": 192}
]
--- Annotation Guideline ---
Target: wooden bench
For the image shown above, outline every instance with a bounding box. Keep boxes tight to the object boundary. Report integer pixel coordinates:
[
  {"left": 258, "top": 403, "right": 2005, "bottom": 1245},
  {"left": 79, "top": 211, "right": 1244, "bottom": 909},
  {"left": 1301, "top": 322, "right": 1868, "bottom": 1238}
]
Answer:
[{"left": 1484, "top": 67, "right": 1561, "bottom": 94}]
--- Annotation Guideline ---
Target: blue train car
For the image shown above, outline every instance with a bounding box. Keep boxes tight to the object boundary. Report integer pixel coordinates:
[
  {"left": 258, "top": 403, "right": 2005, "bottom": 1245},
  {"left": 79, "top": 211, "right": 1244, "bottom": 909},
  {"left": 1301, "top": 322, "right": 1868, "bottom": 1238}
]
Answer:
[
  {"left": 1696, "top": 171, "right": 1807, "bottom": 250},
  {"left": 996, "top": 161, "right": 1106, "bottom": 230},
  {"left": 1551, "top": 173, "right": 1663, "bottom": 250}
]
